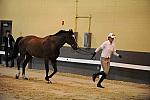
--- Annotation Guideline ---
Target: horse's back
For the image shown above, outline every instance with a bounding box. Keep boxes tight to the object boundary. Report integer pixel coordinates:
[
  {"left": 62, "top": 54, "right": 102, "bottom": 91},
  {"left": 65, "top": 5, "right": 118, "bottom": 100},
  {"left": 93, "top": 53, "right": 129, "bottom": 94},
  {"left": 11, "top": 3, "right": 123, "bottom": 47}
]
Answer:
[
  {"left": 18, "top": 35, "right": 56, "bottom": 58},
  {"left": 20, "top": 35, "right": 48, "bottom": 45}
]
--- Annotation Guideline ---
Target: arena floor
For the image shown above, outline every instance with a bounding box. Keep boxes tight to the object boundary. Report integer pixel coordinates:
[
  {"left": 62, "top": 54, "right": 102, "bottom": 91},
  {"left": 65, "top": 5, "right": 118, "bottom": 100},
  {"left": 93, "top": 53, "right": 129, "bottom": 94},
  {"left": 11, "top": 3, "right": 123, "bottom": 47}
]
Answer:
[{"left": 0, "top": 65, "right": 150, "bottom": 100}]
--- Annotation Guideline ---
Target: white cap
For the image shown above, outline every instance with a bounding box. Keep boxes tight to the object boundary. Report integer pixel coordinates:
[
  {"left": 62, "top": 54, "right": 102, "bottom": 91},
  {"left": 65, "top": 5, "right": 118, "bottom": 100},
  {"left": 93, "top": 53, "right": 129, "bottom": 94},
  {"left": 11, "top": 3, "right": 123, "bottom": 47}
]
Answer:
[{"left": 108, "top": 32, "right": 116, "bottom": 38}]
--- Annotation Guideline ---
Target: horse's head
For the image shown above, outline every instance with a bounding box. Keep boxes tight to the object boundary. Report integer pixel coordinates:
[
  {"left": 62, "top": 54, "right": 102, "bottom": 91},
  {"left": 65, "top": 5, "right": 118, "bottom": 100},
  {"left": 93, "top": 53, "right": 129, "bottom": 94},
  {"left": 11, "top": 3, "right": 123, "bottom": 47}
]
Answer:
[{"left": 65, "top": 29, "right": 78, "bottom": 50}]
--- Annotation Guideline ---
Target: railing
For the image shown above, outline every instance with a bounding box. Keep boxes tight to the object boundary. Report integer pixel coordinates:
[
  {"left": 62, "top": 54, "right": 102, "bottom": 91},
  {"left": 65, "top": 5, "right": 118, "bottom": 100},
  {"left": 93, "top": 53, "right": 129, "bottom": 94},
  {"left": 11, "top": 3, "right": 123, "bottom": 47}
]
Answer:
[{"left": 0, "top": 50, "right": 150, "bottom": 71}]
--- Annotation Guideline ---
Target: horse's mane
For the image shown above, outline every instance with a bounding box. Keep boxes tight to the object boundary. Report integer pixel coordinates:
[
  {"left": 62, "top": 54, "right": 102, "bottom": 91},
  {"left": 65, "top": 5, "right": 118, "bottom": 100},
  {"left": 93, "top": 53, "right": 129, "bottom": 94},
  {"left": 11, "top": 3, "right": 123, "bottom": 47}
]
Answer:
[{"left": 53, "top": 30, "right": 67, "bottom": 36}]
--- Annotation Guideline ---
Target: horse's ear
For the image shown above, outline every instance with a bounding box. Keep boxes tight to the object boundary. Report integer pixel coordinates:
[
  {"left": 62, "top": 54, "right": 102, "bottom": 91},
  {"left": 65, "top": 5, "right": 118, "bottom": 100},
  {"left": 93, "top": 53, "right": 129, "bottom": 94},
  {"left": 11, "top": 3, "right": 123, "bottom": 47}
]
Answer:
[{"left": 69, "top": 29, "right": 73, "bottom": 32}]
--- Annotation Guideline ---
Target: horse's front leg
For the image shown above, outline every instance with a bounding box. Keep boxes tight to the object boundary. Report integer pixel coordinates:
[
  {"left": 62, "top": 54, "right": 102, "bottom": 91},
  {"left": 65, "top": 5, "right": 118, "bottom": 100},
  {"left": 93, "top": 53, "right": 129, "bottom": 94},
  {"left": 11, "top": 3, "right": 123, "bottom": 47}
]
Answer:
[
  {"left": 49, "top": 59, "right": 57, "bottom": 78},
  {"left": 44, "top": 59, "right": 50, "bottom": 82}
]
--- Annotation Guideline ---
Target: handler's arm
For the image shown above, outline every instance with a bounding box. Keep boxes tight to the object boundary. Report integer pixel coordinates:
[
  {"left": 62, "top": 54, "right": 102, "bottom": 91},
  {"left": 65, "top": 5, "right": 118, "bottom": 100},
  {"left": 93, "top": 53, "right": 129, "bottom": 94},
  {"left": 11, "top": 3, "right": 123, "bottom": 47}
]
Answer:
[
  {"left": 91, "top": 42, "right": 104, "bottom": 59},
  {"left": 113, "top": 46, "right": 122, "bottom": 58}
]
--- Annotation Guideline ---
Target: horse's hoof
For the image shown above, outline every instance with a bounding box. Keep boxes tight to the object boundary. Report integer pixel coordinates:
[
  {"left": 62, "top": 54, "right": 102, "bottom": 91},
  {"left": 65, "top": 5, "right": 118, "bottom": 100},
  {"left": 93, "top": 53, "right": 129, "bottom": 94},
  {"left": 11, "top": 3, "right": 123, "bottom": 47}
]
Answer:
[
  {"left": 16, "top": 74, "right": 19, "bottom": 79},
  {"left": 24, "top": 77, "right": 29, "bottom": 80},
  {"left": 45, "top": 77, "right": 49, "bottom": 81},
  {"left": 48, "top": 81, "right": 52, "bottom": 84}
]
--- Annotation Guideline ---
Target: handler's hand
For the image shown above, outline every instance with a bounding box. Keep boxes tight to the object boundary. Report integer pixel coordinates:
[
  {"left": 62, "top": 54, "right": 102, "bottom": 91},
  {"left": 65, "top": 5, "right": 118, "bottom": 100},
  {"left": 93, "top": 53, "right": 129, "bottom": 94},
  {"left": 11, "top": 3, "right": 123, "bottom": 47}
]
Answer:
[
  {"left": 118, "top": 55, "right": 122, "bottom": 58},
  {"left": 91, "top": 52, "right": 96, "bottom": 60}
]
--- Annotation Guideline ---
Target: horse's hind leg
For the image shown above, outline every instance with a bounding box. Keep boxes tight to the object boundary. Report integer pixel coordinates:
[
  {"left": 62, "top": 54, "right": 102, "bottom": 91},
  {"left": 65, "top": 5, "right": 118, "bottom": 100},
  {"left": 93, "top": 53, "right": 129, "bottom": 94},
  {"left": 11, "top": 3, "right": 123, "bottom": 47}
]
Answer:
[
  {"left": 16, "top": 55, "right": 25, "bottom": 79},
  {"left": 22, "top": 55, "right": 32, "bottom": 80}
]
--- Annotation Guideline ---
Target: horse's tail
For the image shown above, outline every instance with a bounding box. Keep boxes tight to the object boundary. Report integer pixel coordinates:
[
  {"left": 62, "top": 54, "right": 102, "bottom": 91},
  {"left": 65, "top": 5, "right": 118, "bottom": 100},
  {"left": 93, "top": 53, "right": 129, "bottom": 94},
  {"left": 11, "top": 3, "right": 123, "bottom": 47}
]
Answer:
[
  {"left": 14, "top": 37, "right": 24, "bottom": 58},
  {"left": 8, "top": 37, "right": 23, "bottom": 60},
  {"left": 13, "top": 37, "right": 23, "bottom": 58}
]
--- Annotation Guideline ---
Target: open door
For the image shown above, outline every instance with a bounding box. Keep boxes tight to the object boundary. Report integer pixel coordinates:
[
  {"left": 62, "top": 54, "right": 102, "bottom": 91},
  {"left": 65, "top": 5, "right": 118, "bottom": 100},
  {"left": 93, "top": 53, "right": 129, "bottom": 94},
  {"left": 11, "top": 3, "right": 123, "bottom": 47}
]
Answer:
[
  {"left": 0, "top": 20, "right": 12, "bottom": 50},
  {"left": 0, "top": 20, "right": 12, "bottom": 64}
]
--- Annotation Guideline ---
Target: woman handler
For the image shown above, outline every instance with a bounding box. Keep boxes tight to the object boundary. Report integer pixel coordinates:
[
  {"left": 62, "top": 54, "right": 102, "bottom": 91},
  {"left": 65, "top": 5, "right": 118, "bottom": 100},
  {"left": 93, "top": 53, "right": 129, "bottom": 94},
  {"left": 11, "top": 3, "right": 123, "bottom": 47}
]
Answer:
[{"left": 91, "top": 32, "right": 122, "bottom": 88}]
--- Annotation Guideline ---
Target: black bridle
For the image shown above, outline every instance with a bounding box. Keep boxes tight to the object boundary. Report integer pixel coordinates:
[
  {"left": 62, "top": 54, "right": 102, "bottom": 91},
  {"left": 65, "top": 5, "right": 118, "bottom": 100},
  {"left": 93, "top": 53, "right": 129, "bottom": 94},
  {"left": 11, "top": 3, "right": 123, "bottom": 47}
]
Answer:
[
  {"left": 76, "top": 48, "right": 93, "bottom": 55},
  {"left": 73, "top": 45, "right": 94, "bottom": 55}
]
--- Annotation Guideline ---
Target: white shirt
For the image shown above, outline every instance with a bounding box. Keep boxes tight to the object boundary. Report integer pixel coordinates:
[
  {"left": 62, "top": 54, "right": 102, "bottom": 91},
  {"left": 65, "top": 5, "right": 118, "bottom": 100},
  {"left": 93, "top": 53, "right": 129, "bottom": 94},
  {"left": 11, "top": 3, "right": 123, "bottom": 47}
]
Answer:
[
  {"left": 8, "top": 37, "right": 10, "bottom": 47},
  {"left": 95, "top": 40, "right": 119, "bottom": 58}
]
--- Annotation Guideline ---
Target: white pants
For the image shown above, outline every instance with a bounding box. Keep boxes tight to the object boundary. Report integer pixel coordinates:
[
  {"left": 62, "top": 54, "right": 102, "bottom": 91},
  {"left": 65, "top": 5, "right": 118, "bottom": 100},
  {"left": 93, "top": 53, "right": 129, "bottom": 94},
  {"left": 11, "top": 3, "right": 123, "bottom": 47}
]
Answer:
[{"left": 101, "top": 57, "right": 110, "bottom": 75}]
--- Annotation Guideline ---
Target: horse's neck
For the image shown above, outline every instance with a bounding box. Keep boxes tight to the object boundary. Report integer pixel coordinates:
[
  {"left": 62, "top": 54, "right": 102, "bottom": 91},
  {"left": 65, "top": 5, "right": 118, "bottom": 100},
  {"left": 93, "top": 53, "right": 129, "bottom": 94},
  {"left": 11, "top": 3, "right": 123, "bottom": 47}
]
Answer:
[{"left": 55, "top": 35, "right": 66, "bottom": 49}]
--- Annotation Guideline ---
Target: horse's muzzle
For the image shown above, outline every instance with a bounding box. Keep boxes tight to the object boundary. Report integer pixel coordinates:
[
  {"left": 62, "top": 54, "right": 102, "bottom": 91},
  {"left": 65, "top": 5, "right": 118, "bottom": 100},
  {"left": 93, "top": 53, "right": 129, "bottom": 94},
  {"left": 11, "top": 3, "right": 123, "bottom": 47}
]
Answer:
[{"left": 71, "top": 44, "right": 78, "bottom": 50}]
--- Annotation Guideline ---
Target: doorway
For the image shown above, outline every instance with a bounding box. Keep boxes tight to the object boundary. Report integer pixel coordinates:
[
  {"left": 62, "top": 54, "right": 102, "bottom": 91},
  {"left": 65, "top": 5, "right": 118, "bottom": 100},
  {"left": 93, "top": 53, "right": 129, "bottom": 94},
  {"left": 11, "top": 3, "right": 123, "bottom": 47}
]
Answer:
[{"left": 0, "top": 20, "right": 12, "bottom": 50}]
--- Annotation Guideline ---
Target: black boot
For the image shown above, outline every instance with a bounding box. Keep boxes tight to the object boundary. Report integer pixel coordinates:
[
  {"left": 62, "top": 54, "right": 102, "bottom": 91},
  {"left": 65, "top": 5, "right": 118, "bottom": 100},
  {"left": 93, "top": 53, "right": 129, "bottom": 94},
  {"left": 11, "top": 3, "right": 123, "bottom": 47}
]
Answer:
[
  {"left": 97, "top": 84, "right": 105, "bottom": 88},
  {"left": 97, "top": 72, "right": 106, "bottom": 88},
  {"left": 6, "top": 62, "right": 9, "bottom": 67},
  {"left": 10, "top": 60, "right": 14, "bottom": 67},
  {"left": 92, "top": 71, "right": 105, "bottom": 82},
  {"left": 92, "top": 73, "right": 97, "bottom": 82}
]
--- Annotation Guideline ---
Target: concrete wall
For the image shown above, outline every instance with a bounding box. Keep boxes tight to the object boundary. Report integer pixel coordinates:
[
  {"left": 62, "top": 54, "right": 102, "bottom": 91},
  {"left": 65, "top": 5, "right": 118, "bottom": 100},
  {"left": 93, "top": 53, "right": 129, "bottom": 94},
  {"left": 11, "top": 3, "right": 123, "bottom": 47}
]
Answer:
[{"left": 0, "top": 0, "right": 150, "bottom": 52}]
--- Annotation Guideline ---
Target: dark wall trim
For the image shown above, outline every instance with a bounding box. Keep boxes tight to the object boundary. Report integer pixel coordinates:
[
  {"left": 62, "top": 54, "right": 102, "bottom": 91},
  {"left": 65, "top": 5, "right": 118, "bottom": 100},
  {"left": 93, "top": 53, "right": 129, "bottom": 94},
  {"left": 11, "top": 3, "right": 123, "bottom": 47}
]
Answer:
[
  {"left": 30, "top": 58, "right": 150, "bottom": 84},
  {"left": 60, "top": 46, "right": 150, "bottom": 66}
]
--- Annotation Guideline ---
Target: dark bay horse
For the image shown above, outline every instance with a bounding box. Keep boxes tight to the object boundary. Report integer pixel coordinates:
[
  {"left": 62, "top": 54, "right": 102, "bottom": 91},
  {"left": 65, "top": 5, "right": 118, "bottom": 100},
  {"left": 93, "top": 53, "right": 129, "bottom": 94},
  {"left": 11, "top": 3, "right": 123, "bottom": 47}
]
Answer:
[{"left": 12, "top": 29, "right": 78, "bottom": 82}]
